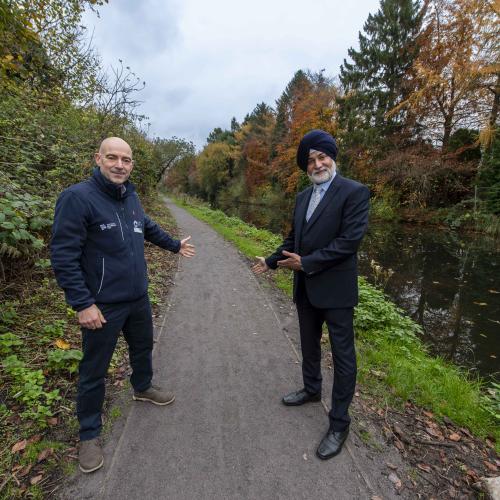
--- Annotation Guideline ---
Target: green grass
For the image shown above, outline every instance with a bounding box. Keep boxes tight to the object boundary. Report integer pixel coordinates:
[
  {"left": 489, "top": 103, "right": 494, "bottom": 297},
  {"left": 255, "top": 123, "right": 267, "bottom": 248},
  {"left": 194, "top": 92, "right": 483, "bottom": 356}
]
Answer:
[
  {"left": 172, "top": 194, "right": 499, "bottom": 449},
  {"left": 19, "top": 440, "right": 65, "bottom": 467},
  {"left": 102, "top": 405, "right": 123, "bottom": 435}
]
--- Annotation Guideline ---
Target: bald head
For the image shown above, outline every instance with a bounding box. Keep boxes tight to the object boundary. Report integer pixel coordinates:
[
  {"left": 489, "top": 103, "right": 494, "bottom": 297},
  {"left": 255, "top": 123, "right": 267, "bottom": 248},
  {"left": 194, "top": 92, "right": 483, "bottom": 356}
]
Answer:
[
  {"left": 95, "top": 137, "right": 134, "bottom": 185},
  {"left": 98, "top": 137, "right": 132, "bottom": 156}
]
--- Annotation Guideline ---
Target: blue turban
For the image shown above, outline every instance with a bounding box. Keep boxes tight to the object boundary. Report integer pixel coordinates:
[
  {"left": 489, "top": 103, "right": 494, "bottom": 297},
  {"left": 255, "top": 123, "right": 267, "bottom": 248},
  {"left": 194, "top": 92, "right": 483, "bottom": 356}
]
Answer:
[{"left": 296, "top": 129, "right": 338, "bottom": 171}]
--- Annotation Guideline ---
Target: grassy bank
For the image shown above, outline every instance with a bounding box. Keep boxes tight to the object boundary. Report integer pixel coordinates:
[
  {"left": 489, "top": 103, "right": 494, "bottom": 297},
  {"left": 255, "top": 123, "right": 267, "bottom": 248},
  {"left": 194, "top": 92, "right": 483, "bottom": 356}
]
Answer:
[
  {"left": 0, "top": 197, "right": 178, "bottom": 499},
  {"left": 172, "top": 194, "right": 499, "bottom": 450}
]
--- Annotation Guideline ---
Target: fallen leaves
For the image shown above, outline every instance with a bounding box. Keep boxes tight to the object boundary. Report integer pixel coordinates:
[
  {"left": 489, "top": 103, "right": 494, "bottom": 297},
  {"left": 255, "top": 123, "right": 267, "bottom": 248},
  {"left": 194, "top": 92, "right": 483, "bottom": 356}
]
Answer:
[
  {"left": 17, "top": 464, "right": 32, "bottom": 478},
  {"left": 466, "top": 469, "right": 480, "bottom": 483},
  {"left": 11, "top": 440, "right": 27, "bottom": 453},
  {"left": 37, "top": 448, "right": 53, "bottom": 463},
  {"left": 30, "top": 474, "right": 43, "bottom": 485},
  {"left": 365, "top": 397, "right": 498, "bottom": 498},
  {"left": 417, "top": 463, "right": 432, "bottom": 473},
  {"left": 55, "top": 338, "right": 70, "bottom": 350},
  {"left": 425, "top": 424, "right": 444, "bottom": 440},
  {"left": 483, "top": 460, "right": 498, "bottom": 473}
]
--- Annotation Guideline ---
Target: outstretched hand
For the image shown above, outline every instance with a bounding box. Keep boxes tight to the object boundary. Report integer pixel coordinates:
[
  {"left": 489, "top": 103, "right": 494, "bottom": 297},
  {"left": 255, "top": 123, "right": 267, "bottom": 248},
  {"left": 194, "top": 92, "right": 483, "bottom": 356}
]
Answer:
[
  {"left": 277, "top": 250, "right": 302, "bottom": 271},
  {"left": 251, "top": 256, "right": 269, "bottom": 275},
  {"left": 179, "top": 236, "right": 196, "bottom": 258}
]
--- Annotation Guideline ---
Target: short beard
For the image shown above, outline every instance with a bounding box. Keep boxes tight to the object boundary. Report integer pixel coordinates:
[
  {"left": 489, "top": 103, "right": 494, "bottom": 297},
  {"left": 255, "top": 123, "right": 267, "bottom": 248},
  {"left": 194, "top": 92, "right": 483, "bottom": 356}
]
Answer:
[{"left": 308, "top": 166, "right": 334, "bottom": 185}]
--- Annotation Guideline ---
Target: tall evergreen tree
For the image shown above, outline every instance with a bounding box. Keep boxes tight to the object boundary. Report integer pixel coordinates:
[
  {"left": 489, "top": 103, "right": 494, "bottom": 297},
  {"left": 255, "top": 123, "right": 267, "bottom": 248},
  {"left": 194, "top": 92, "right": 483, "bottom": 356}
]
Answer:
[
  {"left": 271, "top": 70, "right": 312, "bottom": 157},
  {"left": 339, "top": 0, "right": 423, "bottom": 143}
]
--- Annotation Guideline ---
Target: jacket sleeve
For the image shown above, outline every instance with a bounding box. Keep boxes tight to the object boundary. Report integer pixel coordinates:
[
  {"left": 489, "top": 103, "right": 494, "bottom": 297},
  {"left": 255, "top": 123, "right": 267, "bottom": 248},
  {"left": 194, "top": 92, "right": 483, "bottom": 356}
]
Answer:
[
  {"left": 50, "top": 191, "right": 95, "bottom": 312},
  {"left": 144, "top": 215, "right": 181, "bottom": 253},
  {"left": 265, "top": 201, "right": 296, "bottom": 270},
  {"left": 301, "top": 185, "right": 370, "bottom": 275}
]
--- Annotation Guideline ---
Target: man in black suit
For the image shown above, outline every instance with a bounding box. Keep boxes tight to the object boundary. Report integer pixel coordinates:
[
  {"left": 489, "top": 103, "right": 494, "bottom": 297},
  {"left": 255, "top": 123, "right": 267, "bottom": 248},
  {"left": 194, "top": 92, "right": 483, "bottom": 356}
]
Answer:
[{"left": 252, "top": 129, "right": 370, "bottom": 460}]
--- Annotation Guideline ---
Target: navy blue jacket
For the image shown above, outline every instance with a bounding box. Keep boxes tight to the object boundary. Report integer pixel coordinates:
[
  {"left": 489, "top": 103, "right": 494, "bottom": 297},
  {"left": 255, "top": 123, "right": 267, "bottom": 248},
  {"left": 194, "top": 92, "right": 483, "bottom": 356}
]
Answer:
[
  {"left": 265, "top": 174, "right": 369, "bottom": 308},
  {"left": 50, "top": 168, "right": 181, "bottom": 311}
]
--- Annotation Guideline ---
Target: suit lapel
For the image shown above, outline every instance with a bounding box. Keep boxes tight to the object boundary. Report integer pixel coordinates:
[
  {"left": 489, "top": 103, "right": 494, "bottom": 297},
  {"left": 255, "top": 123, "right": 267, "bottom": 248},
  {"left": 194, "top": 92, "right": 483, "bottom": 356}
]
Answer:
[
  {"left": 304, "top": 174, "right": 342, "bottom": 232},
  {"left": 295, "top": 187, "right": 312, "bottom": 247}
]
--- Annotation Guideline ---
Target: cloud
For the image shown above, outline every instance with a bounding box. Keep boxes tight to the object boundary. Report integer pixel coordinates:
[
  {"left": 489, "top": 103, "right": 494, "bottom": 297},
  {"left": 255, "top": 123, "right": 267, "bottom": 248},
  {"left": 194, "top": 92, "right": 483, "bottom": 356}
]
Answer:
[{"left": 83, "top": 0, "right": 381, "bottom": 148}]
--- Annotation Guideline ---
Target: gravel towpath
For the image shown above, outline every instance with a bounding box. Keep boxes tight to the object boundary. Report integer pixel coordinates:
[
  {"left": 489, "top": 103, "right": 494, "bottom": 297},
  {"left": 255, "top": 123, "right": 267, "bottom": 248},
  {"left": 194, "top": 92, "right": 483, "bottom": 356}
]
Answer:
[{"left": 61, "top": 199, "right": 402, "bottom": 500}]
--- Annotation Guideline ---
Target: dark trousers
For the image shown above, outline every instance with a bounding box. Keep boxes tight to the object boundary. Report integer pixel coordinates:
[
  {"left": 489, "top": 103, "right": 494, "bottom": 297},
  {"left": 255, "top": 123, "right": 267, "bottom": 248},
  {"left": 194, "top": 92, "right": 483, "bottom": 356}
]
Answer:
[
  {"left": 77, "top": 295, "right": 153, "bottom": 441},
  {"left": 296, "top": 283, "right": 356, "bottom": 432}
]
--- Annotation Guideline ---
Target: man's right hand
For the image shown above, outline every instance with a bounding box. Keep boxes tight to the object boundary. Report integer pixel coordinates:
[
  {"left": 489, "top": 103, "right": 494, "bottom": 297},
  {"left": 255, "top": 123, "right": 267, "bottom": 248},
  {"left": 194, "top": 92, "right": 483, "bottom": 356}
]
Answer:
[
  {"left": 78, "top": 304, "right": 107, "bottom": 330},
  {"left": 251, "top": 256, "right": 270, "bottom": 275}
]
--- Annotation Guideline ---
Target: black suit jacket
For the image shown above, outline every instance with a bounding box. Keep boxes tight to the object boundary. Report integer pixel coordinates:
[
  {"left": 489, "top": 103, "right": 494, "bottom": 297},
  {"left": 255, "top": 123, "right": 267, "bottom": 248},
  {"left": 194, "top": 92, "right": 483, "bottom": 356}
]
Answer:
[{"left": 266, "top": 174, "right": 370, "bottom": 309}]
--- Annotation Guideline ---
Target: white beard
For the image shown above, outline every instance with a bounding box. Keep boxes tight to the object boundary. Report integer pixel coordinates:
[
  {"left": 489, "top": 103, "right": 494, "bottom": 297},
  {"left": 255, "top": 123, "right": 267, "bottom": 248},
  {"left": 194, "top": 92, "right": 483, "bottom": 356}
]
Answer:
[{"left": 308, "top": 166, "right": 334, "bottom": 185}]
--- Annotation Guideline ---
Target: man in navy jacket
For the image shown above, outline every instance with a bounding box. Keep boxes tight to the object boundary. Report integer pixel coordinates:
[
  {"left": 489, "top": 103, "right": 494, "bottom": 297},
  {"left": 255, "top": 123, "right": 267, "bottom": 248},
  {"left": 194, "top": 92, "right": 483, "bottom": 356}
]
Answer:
[
  {"left": 252, "top": 130, "right": 369, "bottom": 460},
  {"left": 51, "top": 137, "right": 195, "bottom": 473}
]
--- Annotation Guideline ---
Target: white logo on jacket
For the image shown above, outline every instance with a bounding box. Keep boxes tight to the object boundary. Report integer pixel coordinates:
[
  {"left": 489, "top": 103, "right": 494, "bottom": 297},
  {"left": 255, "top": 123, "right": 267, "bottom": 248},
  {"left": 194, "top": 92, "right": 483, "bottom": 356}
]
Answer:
[
  {"left": 99, "top": 222, "right": 117, "bottom": 231},
  {"left": 133, "top": 220, "right": 143, "bottom": 233}
]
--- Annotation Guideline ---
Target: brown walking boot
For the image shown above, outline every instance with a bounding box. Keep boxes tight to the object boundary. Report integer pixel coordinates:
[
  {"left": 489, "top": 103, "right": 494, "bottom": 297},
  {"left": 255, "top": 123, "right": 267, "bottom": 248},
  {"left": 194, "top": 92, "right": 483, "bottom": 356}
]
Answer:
[
  {"left": 79, "top": 438, "right": 104, "bottom": 473},
  {"left": 132, "top": 385, "right": 175, "bottom": 406}
]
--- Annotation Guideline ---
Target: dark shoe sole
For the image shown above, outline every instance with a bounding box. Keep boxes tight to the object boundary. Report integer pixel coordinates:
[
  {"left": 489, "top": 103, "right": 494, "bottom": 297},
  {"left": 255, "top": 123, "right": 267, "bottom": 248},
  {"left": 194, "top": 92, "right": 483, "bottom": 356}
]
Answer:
[
  {"left": 79, "top": 457, "right": 104, "bottom": 473},
  {"left": 132, "top": 394, "right": 175, "bottom": 406}
]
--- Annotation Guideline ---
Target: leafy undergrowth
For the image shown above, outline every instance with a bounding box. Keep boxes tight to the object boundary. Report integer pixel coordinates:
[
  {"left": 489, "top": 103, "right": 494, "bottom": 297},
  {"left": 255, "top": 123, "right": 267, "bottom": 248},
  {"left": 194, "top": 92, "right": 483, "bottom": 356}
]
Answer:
[
  {"left": 0, "top": 197, "right": 178, "bottom": 499},
  {"left": 172, "top": 195, "right": 499, "bottom": 450}
]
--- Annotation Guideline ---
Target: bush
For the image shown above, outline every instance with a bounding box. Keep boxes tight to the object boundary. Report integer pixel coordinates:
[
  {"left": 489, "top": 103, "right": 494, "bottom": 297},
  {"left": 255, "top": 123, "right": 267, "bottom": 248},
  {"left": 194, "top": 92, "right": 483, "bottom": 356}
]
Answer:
[{"left": 47, "top": 349, "right": 83, "bottom": 374}]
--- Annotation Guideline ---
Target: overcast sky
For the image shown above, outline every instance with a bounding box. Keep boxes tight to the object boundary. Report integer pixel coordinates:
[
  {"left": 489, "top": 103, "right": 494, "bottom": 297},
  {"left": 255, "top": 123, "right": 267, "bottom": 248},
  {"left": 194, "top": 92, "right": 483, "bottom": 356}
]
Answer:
[{"left": 82, "top": 0, "right": 381, "bottom": 149}]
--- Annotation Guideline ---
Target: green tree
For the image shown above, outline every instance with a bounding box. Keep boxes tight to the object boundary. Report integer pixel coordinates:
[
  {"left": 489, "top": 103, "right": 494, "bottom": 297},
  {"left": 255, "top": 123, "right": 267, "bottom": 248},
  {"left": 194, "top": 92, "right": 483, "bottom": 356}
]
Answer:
[
  {"left": 197, "top": 142, "right": 236, "bottom": 203},
  {"left": 152, "top": 137, "right": 195, "bottom": 184},
  {"left": 339, "top": 0, "right": 423, "bottom": 145},
  {"left": 0, "top": 0, "right": 154, "bottom": 275},
  {"left": 235, "top": 103, "right": 275, "bottom": 196},
  {"left": 206, "top": 127, "right": 236, "bottom": 145}
]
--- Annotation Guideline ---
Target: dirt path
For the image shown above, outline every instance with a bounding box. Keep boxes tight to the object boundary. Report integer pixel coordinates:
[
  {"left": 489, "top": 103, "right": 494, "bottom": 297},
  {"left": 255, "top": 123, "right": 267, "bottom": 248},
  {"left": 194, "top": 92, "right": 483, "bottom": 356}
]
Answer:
[{"left": 61, "top": 199, "right": 404, "bottom": 500}]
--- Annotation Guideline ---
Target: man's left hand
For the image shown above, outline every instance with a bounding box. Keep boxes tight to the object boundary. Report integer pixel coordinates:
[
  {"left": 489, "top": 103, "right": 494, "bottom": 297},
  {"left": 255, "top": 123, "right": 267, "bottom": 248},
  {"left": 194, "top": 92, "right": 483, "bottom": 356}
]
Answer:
[
  {"left": 179, "top": 236, "right": 196, "bottom": 258},
  {"left": 277, "top": 251, "right": 302, "bottom": 271}
]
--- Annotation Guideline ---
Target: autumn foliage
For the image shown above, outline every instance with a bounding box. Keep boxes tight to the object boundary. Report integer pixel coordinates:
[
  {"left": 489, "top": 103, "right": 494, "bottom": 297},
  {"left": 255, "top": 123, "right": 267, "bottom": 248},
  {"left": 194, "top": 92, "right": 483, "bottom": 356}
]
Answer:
[{"left": 166, "top": 0, "right": 499, "bottom": 219}]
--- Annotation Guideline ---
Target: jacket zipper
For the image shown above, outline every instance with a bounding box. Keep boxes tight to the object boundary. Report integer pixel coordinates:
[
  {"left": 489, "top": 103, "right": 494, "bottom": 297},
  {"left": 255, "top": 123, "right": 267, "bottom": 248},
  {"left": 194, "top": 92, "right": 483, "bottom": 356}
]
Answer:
[
  {"left": 115, "top": 212, "right": 125, "bottom": 240},
  {"left": 97, "top": 258, "right": 105, "bottom": 294}
]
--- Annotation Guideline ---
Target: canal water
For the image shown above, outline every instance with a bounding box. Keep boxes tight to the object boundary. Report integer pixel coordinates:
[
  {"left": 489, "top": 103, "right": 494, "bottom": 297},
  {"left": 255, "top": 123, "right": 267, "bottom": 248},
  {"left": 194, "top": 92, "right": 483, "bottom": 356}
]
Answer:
[{"left": 222, "top": 201, "right": 499, "bottom": 381}]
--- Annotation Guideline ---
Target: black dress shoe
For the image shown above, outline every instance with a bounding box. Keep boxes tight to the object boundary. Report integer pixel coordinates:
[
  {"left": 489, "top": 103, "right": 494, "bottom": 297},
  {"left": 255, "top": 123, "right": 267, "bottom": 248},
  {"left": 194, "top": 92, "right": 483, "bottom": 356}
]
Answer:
[
  {"left": 316, "top": 428, "right": 349, "bottom": 460},
  {"left": 282, "top": 389, "right": 321, "bottom": 406}
]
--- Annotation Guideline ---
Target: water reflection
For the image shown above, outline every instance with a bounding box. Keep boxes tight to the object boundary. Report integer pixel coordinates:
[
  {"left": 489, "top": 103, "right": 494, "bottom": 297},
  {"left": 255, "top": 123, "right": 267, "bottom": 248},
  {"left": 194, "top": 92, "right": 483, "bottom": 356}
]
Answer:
[
  {"left": 222, "top": 202, "right": 499, "bottom": 380},
  {"left": 359, "top": 224, "right": 499, "bottom": 381}
]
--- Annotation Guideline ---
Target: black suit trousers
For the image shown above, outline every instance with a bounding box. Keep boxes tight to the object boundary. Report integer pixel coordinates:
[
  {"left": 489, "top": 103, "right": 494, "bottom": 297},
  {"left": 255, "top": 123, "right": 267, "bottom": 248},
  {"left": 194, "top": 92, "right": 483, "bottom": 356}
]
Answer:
[{"left": 296, "top": 275, "right": 356, "bottom": 432}]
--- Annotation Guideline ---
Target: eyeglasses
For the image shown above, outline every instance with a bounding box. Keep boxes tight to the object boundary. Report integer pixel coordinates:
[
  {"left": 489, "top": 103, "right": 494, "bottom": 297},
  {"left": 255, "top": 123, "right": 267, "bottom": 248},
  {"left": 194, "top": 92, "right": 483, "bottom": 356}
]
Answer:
[{"left": 103, "top": 154, "right": 133, "bottom": 166}]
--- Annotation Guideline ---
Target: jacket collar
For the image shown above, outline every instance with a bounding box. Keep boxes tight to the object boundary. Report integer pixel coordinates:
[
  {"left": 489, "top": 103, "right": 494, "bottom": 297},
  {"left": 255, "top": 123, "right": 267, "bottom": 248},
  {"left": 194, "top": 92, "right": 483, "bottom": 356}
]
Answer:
[{"left": 92, "top": 167, "right": 135, "bottom": 200}]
